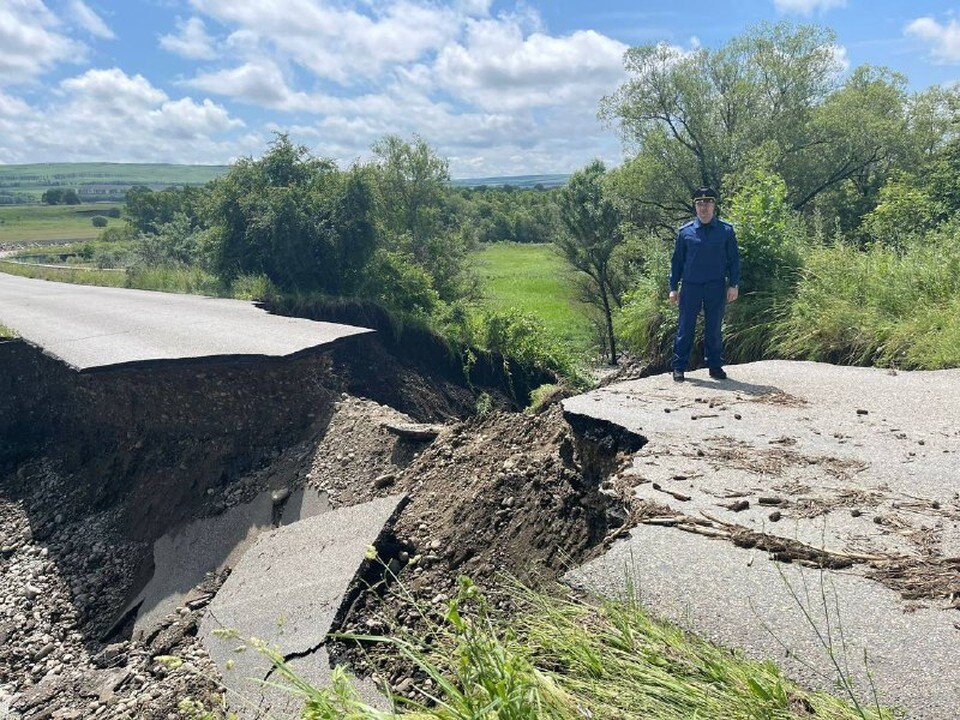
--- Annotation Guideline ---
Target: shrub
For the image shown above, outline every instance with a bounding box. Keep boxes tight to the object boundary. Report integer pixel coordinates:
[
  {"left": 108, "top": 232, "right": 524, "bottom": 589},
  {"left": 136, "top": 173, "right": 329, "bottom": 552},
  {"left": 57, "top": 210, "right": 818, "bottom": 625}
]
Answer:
[
  {"left": 472, "top": 307, "right": 581, "bottom": 382},
  {"left": 91, "top": 215, "right": 108, "bottom": 227}
]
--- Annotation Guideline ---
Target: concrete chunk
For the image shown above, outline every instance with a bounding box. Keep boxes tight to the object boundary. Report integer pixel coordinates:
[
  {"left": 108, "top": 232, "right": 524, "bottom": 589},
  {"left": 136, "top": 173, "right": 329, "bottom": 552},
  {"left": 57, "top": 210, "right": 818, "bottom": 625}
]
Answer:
[{"left": 200, "top": 494, "right": 406, "bottom": 717}]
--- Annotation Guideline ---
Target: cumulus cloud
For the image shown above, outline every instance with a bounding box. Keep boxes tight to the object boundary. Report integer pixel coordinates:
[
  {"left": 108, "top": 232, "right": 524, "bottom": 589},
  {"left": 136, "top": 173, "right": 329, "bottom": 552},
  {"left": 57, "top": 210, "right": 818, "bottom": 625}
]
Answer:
[
  {"left": 191, "top": 0, "right": 463, "bottom": 82},
  {"left": 434, "top": 19, "right": 628, "bottom": 110},
  {"left": 0, "top": 0, "right": 84, "bottom": 85},
  {"left": 159, "top": 16, "right": 217, "bottom": 60},
  {"left": 67, "top": 0, "right": 115, "bottom": 39},
  {"left": 2, "top": 0, "right": 630, "bottom": 173},
  {"left": 773, "top": 0, "right": 846, "bottom": 14},
  {"left": 184, "top": 61, "right": 300, "bottom": 108},
  {"left": 906, "top": 16, "right": 960, "bottom": 63},
  {"left": 0, "top": 68, "right": 246, "bottom": 163}
]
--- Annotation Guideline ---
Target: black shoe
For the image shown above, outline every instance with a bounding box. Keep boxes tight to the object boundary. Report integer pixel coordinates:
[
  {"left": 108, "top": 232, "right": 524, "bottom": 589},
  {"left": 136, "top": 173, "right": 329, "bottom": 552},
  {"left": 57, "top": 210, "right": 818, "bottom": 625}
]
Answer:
[
  {"left": 673, "top": 370, "right": 685, "bottom": 382},
  {"left": 709, "top": 367, "right": 728, "bottom": 380}
]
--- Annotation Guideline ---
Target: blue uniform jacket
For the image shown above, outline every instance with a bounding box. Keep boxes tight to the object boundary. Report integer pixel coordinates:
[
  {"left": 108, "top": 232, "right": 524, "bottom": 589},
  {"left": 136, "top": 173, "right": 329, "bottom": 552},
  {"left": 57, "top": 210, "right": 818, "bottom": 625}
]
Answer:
[{"left": 669, "top": 217, "right": 740, "bottom": 292}]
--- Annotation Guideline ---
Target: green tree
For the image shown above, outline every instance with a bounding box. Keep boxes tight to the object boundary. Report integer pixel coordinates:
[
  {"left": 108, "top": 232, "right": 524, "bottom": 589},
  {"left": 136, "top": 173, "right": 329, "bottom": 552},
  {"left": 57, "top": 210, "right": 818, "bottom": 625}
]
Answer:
[
  {"left": 602, "top": 23, "right": 912, "bottom": 231},
  {"left": 555, "top": 160, "right": 624, "bottom": 365},
  {"left": 369, "top": 135, "right": 468, "bottom": 300},
  {"left": 41, "top": 188, "right": 63, "bottom": 205},
  {"left": 204, "top": 134, "right": 377, "bottom": 295},
  {"left": 124, "top": 185, "right": 204, "bottom": 234}
]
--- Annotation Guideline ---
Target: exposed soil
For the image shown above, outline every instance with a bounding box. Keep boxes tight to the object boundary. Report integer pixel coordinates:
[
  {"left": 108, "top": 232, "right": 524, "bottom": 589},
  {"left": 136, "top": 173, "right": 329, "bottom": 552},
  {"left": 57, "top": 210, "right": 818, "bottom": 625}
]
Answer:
[{"left": 0, "top": 332, "right": 639, "bottom": 719}]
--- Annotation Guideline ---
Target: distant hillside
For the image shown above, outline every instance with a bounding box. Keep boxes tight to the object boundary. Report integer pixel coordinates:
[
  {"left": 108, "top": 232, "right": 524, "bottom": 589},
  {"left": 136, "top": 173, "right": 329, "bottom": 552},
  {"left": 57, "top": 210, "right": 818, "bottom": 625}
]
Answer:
[
  {"left": 451, "top": 174, "right": 569, "bottom": 189},
  {"left": 0, "top": 162, "right": 567, "bottom": 204},
  {"left": 0, "top": 163, "right": 229, "bottom": 204}
]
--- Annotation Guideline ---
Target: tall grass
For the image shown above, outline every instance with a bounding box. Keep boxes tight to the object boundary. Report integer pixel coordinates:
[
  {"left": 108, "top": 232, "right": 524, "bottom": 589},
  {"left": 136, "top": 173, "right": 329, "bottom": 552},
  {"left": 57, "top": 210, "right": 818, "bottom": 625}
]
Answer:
[
  {"left": 0, "top": 260, "right": 127, "bottom": 287},
  {"left": 247, "top": 577, "right": 891, "bottom": 720},
  {"left": 775, "top": 229, "right": 960, "bottom": 368},
  {"left": 616, "top": 167, "right": 960, "bottom": 372}
]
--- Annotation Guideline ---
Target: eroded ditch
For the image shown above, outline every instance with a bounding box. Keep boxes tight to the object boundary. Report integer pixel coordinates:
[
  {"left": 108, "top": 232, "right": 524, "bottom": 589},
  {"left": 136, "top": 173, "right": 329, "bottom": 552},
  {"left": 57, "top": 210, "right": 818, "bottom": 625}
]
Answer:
[{"left": 0, "top": 334, "right": 644, "bottom": 719}]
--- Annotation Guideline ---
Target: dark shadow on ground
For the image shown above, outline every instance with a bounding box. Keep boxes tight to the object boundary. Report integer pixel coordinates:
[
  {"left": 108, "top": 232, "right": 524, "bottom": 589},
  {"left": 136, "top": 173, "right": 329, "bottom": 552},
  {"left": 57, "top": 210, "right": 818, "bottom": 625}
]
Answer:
[{"left": 683, "top": 376, "right": 783, "bottom": 396}]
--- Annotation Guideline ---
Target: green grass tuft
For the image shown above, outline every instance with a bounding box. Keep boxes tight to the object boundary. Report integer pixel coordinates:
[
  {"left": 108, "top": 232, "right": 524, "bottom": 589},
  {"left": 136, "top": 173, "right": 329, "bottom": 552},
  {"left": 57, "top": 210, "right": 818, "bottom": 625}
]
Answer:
[{"left": 240, "top": 578, "right": 892, "bottom": 720}]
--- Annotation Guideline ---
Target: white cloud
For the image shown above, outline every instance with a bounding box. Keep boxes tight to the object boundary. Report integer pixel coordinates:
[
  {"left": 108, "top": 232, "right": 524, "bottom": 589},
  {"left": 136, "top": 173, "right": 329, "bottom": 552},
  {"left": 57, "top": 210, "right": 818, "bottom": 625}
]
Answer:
[
  {"left": 906, "top": 16, "right": 960, "bottom": 63},
  {"left": 191, "top": 0, "right": 464, "bottom": 82},
  {"left": 0, "top": 68, "right": 245, "bottom": 163},
  {"left": 67, "top": 0, "right": 115, "bottom": 39},
  {"left": 185, "top": 61, "right": 300, "bottom": 108},
  {"left": 830, "top": 43, "right": 849, "bottom": 72},
  {"left": 159, "top": 16, "right": 217, "bottom": 60},
  {"left": 169, "top": 1, "right": 630, "bottom": 174},
  {"left": 0, "top": 0, "right": 631, "bottom": 174},
  {"left": 434, "top": 19, "right": 627, "bottom": 111},
  {"left": 773, "top": 0, "right": 846, "bottom": 14},
  {"left": 0, "top": 0, "right": 84, "bottom": 85}
]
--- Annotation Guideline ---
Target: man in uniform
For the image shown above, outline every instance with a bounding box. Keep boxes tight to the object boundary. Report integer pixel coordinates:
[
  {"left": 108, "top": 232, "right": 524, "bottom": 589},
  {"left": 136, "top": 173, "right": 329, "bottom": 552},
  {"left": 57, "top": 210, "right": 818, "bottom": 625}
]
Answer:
[{"left": 668, "top": 186, "right": 740, "bottom": 382}]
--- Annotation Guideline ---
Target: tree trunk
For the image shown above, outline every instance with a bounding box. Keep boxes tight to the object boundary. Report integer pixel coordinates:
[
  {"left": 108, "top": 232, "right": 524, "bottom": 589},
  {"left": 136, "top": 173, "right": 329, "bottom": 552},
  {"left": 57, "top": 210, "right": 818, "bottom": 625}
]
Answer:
[{"left": 601, "top": 284, "right": 617, "bottom": 366}]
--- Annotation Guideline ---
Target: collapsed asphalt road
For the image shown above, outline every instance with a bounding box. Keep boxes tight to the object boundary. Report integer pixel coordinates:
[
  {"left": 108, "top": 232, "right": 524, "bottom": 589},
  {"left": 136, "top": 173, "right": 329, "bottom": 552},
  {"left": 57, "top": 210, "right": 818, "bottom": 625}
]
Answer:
[
  {"left": 3, "top": 288, "right": 958, "bottom": 720},
  {"left": 564, "top": 361, "right": 960, "bottom": 719},
  {"left": 0, "top": 272, "right": 371, "bottom": 371},
  {"left": 0, "top": 304, "right": 637, "bottom": 720}
]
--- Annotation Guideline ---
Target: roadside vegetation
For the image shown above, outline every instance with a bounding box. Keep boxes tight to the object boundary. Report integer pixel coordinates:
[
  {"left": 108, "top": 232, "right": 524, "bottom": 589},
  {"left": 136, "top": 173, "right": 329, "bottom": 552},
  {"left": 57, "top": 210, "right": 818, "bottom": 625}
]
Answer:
[{"left": 183, "top": 578, "right": 890, "bottom": 720}]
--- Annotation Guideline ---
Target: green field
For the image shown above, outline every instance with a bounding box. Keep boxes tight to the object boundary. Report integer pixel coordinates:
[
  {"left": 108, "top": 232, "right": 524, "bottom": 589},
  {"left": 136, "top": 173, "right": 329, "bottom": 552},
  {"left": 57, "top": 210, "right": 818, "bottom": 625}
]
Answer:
[
  {"left": 473, "top": 243, "right": 594, "bottom": 355},
  {"left": 0, "top": 162, "right": 228, "bottom": 203},
  {"left": 0, "top": 204, "right": 122, "bottom": 245}
]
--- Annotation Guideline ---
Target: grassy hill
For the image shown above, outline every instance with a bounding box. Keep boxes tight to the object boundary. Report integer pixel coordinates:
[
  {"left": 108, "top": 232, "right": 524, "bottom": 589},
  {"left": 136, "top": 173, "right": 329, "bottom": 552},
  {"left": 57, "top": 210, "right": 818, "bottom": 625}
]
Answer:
[
  {"left": 0, "top": 163, "right": 229, "bottom": 203},
  {"left": 451, "top": 173, "right": 569, "bottom": 189},
  {"left": 0, "top": 204, "right": 122, "bottom": 245},
  {"left": 0, "top": 163, "right": 567, "bottom": 204}
]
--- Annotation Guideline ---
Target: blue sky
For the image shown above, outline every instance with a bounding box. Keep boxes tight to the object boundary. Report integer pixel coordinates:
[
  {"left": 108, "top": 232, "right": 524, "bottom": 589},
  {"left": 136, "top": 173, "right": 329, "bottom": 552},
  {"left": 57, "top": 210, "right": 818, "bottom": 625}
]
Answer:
[{"left": 2, "top": 0, "right": 960, "bottom": 176}]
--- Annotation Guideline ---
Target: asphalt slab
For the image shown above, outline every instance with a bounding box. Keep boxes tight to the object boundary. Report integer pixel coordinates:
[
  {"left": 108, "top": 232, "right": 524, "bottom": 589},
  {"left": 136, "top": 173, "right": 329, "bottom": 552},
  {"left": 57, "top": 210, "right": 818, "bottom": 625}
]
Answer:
[{"left": 0, "top": 272, "right": 371, "bottom": 371}]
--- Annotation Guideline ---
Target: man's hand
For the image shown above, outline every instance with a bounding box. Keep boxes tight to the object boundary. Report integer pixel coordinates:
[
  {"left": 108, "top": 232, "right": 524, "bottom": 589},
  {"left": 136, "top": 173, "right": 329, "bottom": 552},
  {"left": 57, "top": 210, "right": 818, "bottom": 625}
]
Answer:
[
  {"left": 727, "top": 286, "right": 739, "bottom": 303},
  {"left": 669, "top": 290, "right": 679, "bottom": 304}
]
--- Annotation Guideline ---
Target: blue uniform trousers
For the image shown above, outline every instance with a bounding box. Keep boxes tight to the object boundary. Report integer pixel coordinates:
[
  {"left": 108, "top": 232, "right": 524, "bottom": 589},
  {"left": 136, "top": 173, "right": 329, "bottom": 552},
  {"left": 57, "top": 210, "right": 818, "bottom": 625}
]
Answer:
[{"left": 672, "top": 280, "right": 726, "bottom": 372}]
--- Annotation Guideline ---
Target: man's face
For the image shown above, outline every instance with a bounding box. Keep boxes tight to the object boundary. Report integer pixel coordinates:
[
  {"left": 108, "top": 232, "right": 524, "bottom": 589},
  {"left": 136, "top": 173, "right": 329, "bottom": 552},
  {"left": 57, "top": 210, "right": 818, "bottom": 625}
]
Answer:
[{"left": 695, "top": 198, "right": 715, "bottom": 224}]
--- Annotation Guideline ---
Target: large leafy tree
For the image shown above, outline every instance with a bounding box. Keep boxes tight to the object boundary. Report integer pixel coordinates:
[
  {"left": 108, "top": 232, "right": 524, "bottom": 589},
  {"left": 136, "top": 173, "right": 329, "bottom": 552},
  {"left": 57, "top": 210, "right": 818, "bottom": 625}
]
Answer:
[
  {"left": 369, "top": 135, "right": 469, "bottom": 301},
  {"left": 602, "top": 22, "right": 913, "bottom": 231},
  {"left": 204, "top": 134, "right": 377, "bottom": 294}
]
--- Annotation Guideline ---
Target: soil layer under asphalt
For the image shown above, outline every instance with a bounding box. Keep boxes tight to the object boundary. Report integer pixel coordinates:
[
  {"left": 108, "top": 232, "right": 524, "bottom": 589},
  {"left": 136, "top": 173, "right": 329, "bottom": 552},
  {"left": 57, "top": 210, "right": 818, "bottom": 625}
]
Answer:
[{"left": 0, "top": 334, "right": 638, "bottom": 719}]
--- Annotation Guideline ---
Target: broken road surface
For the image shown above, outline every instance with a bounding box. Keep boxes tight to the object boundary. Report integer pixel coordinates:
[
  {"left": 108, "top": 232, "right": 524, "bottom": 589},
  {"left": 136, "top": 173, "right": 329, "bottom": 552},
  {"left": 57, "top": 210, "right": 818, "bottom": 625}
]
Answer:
[
  {"left": 199, "top": 494, "right": 406, "bottom": 718},
  {"left": 0, "top": 272, "right": 371, "bottom": 371},
  {"left": 564, "top": 360, "right": 960, "bottom": 719}
]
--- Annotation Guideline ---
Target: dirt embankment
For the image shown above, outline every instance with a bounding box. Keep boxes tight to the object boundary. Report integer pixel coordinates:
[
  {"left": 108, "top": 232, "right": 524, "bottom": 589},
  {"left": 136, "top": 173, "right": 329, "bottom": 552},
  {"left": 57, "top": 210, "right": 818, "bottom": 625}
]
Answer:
[{"left": 0, "top": 329, "right": 637, "bottom": 719}]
